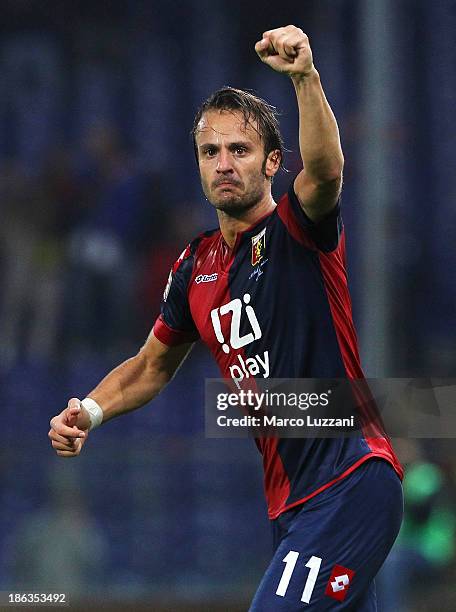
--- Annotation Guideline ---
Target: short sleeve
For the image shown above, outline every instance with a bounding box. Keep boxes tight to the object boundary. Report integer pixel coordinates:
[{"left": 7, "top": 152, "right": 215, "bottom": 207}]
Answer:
[
  {"left": 152, "top": 245, "right": 200, "bottom": 346},
  {"left": 286, "top": 182, "right": 343, "bottom": 253}
]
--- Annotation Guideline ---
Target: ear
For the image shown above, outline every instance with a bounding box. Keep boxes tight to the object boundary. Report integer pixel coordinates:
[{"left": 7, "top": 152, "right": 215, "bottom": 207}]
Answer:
[{"left": 264, "top": 149, "right": 281, "bottom": 178}]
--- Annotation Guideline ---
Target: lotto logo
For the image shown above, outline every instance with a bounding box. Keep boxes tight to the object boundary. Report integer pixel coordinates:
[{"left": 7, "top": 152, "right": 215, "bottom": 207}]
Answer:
[{"left": 324, "top": 565, "right": 355, "bottom": 602}]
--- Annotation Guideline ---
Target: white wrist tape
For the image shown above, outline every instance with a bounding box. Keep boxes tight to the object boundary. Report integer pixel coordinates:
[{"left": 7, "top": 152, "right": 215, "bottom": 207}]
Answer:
[{"left": 81, "top": 397, "right": 104, "bottom": 431}]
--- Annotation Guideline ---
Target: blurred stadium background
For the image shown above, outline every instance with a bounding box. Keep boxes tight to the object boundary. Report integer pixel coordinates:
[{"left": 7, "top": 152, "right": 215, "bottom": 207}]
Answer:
[{"left": 0, "top": 1, "right": 455, "bottom": 610}]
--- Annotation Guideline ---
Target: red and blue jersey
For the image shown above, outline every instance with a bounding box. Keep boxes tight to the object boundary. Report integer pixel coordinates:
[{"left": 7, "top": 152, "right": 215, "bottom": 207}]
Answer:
[{"left": 153, "top": 183, "right": 403, "bottom": 519}]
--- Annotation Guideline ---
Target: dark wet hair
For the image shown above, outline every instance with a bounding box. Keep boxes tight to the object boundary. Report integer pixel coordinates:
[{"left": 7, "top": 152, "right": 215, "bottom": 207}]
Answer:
[{"left": 191, "top": 86, "right": 285, "bottom": 171}]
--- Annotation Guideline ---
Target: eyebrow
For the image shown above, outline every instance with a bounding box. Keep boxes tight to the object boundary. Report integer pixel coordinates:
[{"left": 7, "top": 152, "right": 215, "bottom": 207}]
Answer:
[{"left": 198, "top": 140, "right": 252, "bottom": 150}]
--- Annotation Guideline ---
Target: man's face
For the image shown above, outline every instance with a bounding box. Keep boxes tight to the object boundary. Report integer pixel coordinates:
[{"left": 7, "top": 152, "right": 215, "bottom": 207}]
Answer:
[{"left": 195, "top": 109, "right": 279, "bottom": 216}]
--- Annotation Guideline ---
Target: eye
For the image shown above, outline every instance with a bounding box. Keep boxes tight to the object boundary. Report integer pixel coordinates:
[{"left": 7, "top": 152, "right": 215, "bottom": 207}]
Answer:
[
  {"left": 234, "top": 146, "right": 247, "bottom": 155},
  {"left": 203, "top": 147, "right": 217, "bottom": 157}
]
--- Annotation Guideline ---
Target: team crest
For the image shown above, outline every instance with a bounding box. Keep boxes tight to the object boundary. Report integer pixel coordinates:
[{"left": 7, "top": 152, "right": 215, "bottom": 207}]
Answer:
[{"left": 251, "top": 228, "right": 266, "bottom": 266}]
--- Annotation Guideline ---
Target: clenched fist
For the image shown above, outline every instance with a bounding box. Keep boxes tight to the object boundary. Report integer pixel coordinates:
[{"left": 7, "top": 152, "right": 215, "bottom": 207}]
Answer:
[
  {"left": 255, "top": 25, "right": 314, "bottom": 79},
  {"left": 48, "top": 398, "right": 91, "bottom": 457}
]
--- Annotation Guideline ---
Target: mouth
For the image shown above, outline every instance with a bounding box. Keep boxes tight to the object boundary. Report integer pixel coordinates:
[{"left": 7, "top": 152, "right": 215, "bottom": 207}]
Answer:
[{"left": 214, "top": 181, "right": 240, "bottom": 189}]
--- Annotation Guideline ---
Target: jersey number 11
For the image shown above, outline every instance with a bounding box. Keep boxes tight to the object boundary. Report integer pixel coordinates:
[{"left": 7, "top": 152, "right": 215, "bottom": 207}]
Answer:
[{"left": 276, "top": 551, "right": 322, "bottom": 604}]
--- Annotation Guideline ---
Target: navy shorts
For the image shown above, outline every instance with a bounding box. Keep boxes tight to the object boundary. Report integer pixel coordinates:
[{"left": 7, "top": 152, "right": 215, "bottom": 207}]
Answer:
[{"left": 249, "top": 459, "right": 403, "bottom": 611}]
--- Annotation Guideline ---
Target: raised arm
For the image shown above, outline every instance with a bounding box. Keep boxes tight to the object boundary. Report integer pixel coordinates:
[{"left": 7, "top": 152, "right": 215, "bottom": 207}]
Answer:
[
  {"left": 48, "top": 333, "right": 193, "bottom": 457},
  {"left": 255, "top": 25, "right": 344, "bottom": 221}
]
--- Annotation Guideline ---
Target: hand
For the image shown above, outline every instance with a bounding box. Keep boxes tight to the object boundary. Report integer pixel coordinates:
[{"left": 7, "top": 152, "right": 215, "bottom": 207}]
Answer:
[
  {"left": 255, "top": 25, "right": 314, "bottom": 78},
  {"left": 48, "top": 398, "right": 91, "bottom": 457}
]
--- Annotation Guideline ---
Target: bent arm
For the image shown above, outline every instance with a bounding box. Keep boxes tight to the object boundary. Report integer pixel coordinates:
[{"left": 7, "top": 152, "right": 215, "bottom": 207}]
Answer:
[
  {"left": 255, "top": 26, "right": 344, "bottom": 221},
  {"left": 292, "top": 68, "right": 344, "bottom": 221},
  {"left": 87, "top": 331, "right": 193, "bottom": 424},
  {"left": 49, "top": 333, "right": 193, "bottom": 456}
]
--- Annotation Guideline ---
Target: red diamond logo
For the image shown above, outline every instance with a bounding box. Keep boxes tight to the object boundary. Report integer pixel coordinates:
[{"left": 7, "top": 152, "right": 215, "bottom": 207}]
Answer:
[{"left": 325, "top": 564, "right": 355, "bottom": 602}]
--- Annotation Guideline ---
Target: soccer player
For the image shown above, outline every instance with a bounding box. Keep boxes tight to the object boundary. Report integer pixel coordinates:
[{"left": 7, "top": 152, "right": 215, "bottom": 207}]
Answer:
[{"left": 49, "top": 25, "right": 403, "bottom": 610}]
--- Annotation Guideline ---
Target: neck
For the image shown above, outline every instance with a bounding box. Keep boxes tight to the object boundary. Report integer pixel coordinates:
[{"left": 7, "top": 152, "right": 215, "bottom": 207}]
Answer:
[{"left": 217, "top": 193, "right": 276, "bottom": 248}]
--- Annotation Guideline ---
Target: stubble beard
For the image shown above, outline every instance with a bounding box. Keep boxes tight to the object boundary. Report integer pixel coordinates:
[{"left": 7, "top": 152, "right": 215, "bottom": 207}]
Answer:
[{"left": 203, "top": 172, "right": 267, "bottom": 218}]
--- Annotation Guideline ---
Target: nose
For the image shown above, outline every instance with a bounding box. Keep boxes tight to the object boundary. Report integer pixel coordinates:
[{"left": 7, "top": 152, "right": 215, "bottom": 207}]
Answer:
[{"left": 216, "top": 148, "right": 233, "bottom": 173}]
